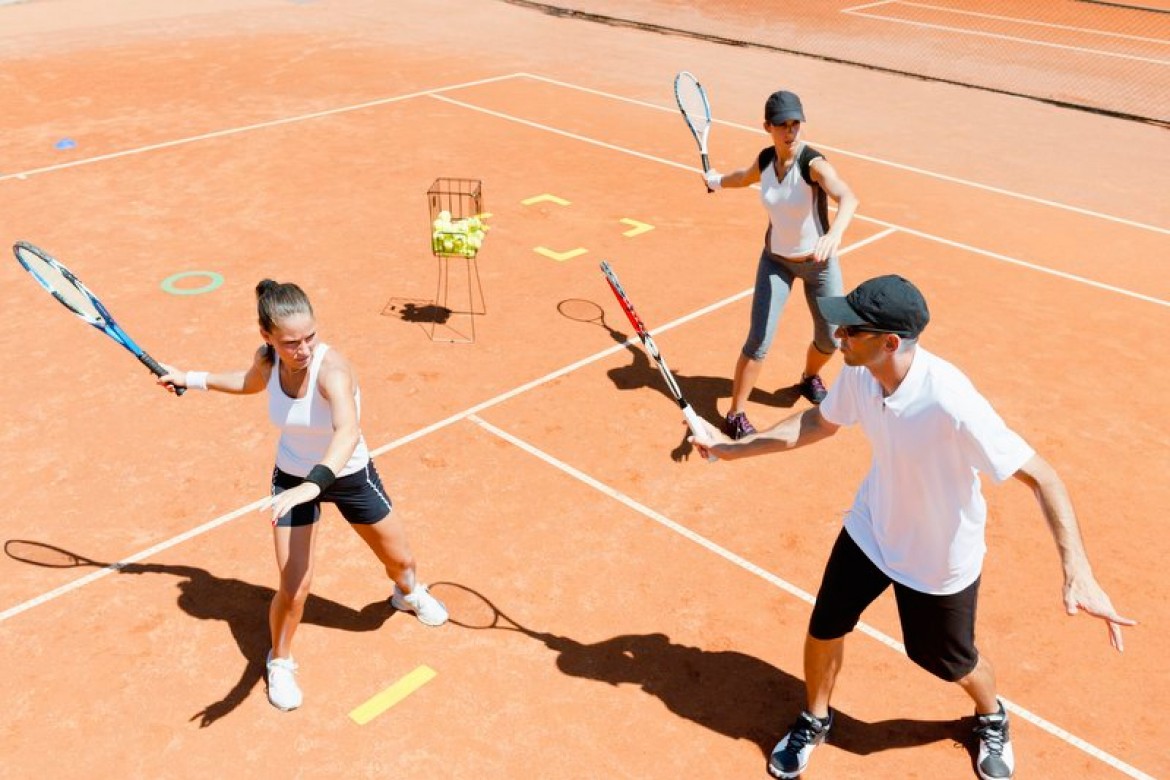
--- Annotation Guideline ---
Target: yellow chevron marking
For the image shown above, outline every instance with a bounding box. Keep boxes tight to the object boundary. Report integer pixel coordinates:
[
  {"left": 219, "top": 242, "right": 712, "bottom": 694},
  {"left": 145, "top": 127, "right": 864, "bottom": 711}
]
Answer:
[
  {"left": 521, "top": 194, "right": 570, "bottom": 206},
  {"left": 534, "top": 246, "right": 588, "bottom": 262},
  {"left": 619, "top": 218, "right": 654, "bottom": 237}
]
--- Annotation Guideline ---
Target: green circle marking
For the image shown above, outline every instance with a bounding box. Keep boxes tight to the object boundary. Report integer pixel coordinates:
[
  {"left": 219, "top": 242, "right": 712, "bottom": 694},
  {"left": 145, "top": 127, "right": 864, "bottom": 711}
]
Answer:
[{"left": 162, "top": 271, "right": 223, "bottom": 296}]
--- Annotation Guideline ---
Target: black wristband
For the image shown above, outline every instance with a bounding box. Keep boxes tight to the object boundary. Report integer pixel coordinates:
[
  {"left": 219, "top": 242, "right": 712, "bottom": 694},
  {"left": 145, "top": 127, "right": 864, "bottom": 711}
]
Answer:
[{"left": 304, "top": 464, "right": 336, "bottom": 492}]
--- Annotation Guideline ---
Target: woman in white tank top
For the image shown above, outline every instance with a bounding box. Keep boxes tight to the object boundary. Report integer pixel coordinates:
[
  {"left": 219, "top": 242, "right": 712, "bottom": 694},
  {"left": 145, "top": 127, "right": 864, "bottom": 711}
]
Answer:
[
  {"left": 704, "top": 89, "right": 860, "bottom": 440},
  {"left": 158, "top": 279, "right": 447, "bottom": 713}
]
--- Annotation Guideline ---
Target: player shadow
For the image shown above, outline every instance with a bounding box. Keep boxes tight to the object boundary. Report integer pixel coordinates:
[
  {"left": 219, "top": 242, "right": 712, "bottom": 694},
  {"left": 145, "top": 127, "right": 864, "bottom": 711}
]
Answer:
[
  {"left": 604, "top": 341, "right": 803, "bottom": 462},
  {"left": 4, "top": 541, "right": 397, "bottom": 728},
  {"left": 437, "top": 583, "right": 968, "bottom": 760},
  {"left": 557, "top": 298, "right": 807, "bottom": 460}
]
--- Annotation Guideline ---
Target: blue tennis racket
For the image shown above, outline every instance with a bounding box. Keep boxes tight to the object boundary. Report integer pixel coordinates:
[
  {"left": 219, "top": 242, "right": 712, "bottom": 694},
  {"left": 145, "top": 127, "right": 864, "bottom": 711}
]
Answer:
[{"left": 13, "top": 241, "right": 183, "bottom": 395}]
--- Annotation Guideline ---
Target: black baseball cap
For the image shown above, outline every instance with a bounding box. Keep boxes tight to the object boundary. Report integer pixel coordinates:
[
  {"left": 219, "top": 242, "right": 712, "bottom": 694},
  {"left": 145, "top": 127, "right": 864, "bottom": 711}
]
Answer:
[
  {"left": 817, "top": 275, "right": 930, "bottom": 338},
  {"left": 765, "top": 90, "right": 805, "bottom": 124}
]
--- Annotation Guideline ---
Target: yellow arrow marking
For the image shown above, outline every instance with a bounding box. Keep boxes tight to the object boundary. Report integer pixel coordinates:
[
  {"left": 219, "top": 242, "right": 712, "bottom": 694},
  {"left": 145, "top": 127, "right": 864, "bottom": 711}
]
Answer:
[
  {"left": 521, "top": 194, "right": 570, "bottom": 206},
  {"left": 534, "top": 246, "right": 588, "bottom": 262},
  {"left": 349, "top": 665, "right": 436, "bottom": 725},
  {"left": 619, "top": 218, "right": 654, "bottom": 237}
]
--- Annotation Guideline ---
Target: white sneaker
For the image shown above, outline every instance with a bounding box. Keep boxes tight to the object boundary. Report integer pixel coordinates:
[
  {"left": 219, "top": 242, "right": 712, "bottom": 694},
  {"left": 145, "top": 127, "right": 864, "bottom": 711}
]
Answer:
[
  {"left": 390, "top": 583, "right": 448, "bottom": 626},
  {"left": 266, "top": 651, "right": 303, "bottom": 711}
]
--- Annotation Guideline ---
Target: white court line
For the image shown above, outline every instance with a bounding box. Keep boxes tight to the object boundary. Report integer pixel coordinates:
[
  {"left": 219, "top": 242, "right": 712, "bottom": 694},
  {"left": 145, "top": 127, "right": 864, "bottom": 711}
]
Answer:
[
  {"left": 0, "top": 72, "right": 527, "bottom": 183},
  {"left": 431, "top": 90, "right": 1169, "bottom": 308},
  {"left": 842, "top": 3, "right": 1170, "bottom": 65},
  {"left": 2, "top": 69, "right": 1164, "bottom": 239},
  {"left": 0, "top": 499, "right": 267, "bottom": 622},
  {"left": 0, "top": 73, "right": 1158, "bottom": 777},
  {"left": 0, "top": 227, "right": 893, "bottom": 626},
  {"left": 845, "top": 0, "right": 1170, "bottom": 45},
  {"left": 516, "top": 72, "right": 1170, "bottom": 238},
  {"left": 467, "top": 414, "right": 1156, "bottom": 780}
]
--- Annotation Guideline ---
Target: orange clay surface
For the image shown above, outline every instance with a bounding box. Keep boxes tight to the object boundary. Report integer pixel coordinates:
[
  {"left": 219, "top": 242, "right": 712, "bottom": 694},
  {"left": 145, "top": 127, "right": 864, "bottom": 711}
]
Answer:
[{"left": 0, "top": 1, "right": 1167, "bottom": 779}]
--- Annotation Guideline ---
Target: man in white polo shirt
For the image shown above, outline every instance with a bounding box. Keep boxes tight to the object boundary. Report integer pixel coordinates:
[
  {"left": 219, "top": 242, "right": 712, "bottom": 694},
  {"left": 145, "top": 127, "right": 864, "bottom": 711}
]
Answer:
[{"left": 690, "top": 275, "right": 1134, "bottom": 780}]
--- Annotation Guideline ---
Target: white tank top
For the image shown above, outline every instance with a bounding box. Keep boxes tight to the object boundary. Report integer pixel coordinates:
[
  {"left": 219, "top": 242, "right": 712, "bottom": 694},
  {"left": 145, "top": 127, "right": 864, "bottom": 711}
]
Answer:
[
  {"left": 758, "top": 144, "right": 830, "bottom": 258},
  {"left": 267, "top": 343, "right": 369, "bottom": 477}
]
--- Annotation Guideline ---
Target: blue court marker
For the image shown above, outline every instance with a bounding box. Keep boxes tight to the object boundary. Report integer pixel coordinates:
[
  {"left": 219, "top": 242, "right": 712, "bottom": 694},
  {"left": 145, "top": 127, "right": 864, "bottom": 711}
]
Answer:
[
  {"left": 54, "top": 138, "right": 77, "bottom": 150},
  {"left": 161, "top": 271, "right": 224, "bottom": 296}
]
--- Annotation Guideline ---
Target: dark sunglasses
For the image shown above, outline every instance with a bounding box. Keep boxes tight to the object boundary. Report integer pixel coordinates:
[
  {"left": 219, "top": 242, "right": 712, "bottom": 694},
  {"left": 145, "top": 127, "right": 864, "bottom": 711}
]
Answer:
[{"left": 841, "top": 324, "right": 887, "bottom": 337}]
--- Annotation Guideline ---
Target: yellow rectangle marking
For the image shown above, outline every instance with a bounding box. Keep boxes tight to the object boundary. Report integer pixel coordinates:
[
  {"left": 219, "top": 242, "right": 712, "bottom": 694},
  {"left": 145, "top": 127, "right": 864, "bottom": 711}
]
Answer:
[{"left": 348, "top": 665, "right": 437, "bottom": 725}]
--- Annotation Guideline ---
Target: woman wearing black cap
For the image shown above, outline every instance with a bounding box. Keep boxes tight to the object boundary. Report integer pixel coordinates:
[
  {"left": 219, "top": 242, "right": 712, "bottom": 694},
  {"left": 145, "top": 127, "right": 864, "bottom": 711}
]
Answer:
[{"left": 705, "top": 89, "right": 860, "bottom": 439}]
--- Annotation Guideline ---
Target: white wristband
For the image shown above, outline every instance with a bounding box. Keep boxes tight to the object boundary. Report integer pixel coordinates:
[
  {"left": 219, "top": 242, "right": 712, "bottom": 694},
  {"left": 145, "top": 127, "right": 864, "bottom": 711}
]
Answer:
[
  {"left": 185, "top": 371, "right": 209, "bottom": 391},
  {"left": 705, "top": 170, "right": 723, "bottom": 191}
]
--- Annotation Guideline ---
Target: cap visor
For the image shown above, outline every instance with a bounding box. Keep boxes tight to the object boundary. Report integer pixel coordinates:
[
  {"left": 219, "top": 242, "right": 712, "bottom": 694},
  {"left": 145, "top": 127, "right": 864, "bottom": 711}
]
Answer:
[
  {"left": 768, "top": 111, "right": 804, "bottom": 123},
  {"left": 816, "top": 296, "right": 867, "bottom": 326}
]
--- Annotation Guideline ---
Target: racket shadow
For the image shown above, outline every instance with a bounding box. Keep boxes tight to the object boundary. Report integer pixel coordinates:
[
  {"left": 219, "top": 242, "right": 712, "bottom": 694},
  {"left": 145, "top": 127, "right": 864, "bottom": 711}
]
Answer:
[
  {"left": 430, "top": 582, "right": 964, "bottom": 758},
  {"left": 5, "top": 539, "right": 394, "bottom": 728}
]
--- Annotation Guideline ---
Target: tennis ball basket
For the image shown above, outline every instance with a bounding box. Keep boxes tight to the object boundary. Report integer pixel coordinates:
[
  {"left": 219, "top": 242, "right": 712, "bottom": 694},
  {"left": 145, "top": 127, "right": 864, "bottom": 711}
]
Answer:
[{"left": 425, "top": 177, "right": 487, "bottom": 342}]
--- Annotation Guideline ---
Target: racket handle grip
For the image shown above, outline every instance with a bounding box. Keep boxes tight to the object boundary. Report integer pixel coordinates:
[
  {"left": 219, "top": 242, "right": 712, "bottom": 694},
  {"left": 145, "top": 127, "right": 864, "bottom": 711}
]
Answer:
[
  {"left": 138, "top": 353, "right": 186, "bottom": 396},
  {"left": 682, "top": 405, "right": 717, "bottom": 462},
  {"left": 702, "top": 155, "right": 713, "bottom": 193}
]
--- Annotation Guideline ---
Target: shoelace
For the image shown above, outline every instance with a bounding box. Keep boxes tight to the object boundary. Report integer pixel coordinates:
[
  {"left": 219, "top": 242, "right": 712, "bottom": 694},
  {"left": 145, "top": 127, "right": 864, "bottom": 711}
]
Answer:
[
  {"left": 268, "top": 658, "right": 297, "bottom": 674},
  {"left": 781, "top": 716, "right": 822, "bottom": 755},
  {"left": 975, "top": 718, "right": 1006, "bottom": 756}
]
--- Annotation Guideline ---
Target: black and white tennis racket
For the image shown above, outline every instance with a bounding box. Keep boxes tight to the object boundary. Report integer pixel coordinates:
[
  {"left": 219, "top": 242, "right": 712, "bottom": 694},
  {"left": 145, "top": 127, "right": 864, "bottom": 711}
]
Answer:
[
  {"left": 13, "top": 241, "right": 183, "bottom": 395},
  {"left": 674, "top": 71, "right": 713, "bottom": 192},
  {"left": 600, "top": 261, "right": 714, "bottom": 460}
]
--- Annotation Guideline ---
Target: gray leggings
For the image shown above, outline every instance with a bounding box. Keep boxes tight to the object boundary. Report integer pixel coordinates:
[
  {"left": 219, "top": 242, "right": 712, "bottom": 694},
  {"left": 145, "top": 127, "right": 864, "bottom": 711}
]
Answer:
[{"left": 741, "top": 247, "right": 844, "bottom": 361}]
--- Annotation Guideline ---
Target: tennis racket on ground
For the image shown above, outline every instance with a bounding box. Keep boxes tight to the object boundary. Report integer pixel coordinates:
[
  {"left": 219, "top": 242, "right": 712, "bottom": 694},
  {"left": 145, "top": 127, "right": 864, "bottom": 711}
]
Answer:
[
  {"left": 673, "top": 70, "right": 713, "bottom": 192},
  {"left": 12, "top": 241, "right": 183, "bottom": 395},
  {"left": 600, "top": 261, "right": 714, "bottom": 461}
]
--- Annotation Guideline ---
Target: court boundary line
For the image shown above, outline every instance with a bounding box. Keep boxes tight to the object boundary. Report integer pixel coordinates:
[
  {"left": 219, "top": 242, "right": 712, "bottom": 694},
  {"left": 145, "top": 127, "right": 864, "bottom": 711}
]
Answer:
[
  {"left": 867, "top": 0, "right": 1170, "bottom": 44},
  {"left": 515, "top": 72, "right": 1170, "bottom": 238},
  {"left": 466, "top": 413, "right": 1155, "bottom": 780},
  {"left": 0, "top": 71, "right": 1157, "bottom": 777},
  {"left": 3, "top": 71, "right": 1165, "bottom": 240},
  {"left": 499, "top": 0, "right": 1168, "bottom": 127},
  {"left": 0, "top": 230, "right": 893, "bottom": 623},
  {"left": 0, "top": 72, "right": 528, "bottom": 183},
  {"left": 429, "top": 90, "right": 1169, "bottom": 308},
  {"left": 0, "top": 225, "right": 1154, "bottom": 774},
  {"left": 841, "top": 0, "right": 1170, "bottom": 61}
]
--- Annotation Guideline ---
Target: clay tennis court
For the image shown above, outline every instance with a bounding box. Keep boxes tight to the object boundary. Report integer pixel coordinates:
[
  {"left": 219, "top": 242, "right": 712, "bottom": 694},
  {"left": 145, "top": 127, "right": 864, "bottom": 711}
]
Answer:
[{"left": 1, "top": 1, "right": 1167, "bottom": 777}]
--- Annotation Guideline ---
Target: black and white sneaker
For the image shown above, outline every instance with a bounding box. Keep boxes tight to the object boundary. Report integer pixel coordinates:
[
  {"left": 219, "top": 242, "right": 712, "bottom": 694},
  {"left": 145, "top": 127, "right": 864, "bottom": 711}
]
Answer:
[
  {"left": 768, "top": 710, "right": 833, "bottom": 779},
  {"left": 974, "top": 700, "right": 1014, "bottom": 779}
]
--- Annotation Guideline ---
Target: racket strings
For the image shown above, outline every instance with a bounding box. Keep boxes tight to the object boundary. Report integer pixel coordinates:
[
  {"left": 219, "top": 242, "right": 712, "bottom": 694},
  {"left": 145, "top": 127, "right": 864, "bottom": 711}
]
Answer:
[
  {"left": 675, "top": 76, "right": 711, "bottom": 130},
  {"left": 15, "top": 248, "right": 104, "bottom": 323}
]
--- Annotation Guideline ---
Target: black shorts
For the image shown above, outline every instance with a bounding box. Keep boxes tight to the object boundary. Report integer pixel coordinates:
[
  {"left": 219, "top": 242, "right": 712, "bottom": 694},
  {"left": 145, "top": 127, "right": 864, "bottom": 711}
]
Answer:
[
  {"left": 270, "top": 462, "right": 392, "bottom": 528},
  {"left": 808, "top": 528, "right": 981, "bottom": 682}
]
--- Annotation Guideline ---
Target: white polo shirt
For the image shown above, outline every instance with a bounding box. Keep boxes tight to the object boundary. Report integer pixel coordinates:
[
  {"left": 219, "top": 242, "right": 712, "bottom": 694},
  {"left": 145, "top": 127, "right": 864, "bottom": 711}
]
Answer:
[{"left": 819, "top": 347, "right": 1034, "bottom": 594}]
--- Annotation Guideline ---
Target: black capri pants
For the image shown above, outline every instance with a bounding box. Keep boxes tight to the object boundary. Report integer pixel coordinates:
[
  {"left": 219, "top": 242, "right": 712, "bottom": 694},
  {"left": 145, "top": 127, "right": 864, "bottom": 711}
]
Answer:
[{"left": 809, "top": 528, "right": 981, "bottom": 682}]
